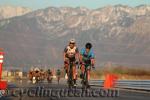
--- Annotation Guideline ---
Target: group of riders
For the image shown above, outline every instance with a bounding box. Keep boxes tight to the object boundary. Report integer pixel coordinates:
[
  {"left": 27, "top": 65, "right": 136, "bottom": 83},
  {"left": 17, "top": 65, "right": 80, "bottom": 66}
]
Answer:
[
  {"left": 64, "top": 39, "right": 95, "bottom": 88},
  {"left": 28, "top": 68, "right": 61, "bottom": 84},
  {"left": 28, "top": 39, "right": 95, "bottom": 88}
]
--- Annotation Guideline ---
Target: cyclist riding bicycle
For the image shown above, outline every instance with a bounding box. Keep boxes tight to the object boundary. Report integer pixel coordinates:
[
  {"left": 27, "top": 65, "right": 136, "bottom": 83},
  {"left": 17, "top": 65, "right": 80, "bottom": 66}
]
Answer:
[
  {"left": 47, "top": 69, "right": 52, "bottom": 76},
  {"left": 57, "top": 69, "right": 61, "bottom": 76},
  {"left": 46, "top": 69, "right": 53, "bottom": 83},
  {"left": 79, "top": 42, "right": 95, "bottom": 87},
  {"left": 28, "top": 68, "right": 34, "bottom": 81},
  {"left": 56, "top": 69, "right": 61, "bottom": 84},
  {"left": 32, "top": 67, "right": 41, "bottom": 83},
  {"left": 63, "top": 39, "right": 79, "bottom": 86},
  {"left": 40, "top": 69, "right": 45, "bottom": 81}
]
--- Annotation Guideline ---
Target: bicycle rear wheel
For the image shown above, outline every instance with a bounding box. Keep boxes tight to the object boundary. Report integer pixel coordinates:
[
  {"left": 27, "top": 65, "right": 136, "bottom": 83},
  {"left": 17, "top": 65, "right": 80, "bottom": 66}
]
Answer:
[{"left": 68, "top": 63, "right": 73, "bottom": 89}]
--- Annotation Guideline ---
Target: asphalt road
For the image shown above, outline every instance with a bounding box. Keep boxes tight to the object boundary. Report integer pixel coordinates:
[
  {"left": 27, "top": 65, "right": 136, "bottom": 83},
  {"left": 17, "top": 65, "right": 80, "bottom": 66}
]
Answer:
[{"left": 1, "top": 79, "right": 150, "bottom": 100}]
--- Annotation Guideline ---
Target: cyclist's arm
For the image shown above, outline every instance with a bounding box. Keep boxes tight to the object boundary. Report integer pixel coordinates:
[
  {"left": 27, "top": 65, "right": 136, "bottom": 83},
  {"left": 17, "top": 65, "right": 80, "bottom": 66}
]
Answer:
[
  {"left": 63, "top": 52, "right": 66, "bottom": 61},
  {"left": 63, "top": 47, "right": 67, "bottom": 61},
  {"left": 90, "top": 50, "right": 95, "bottom": 67},
  {"left": 79, "top": 54, "right": 83, "bottom": 63},
  {"left": 75, "top": 47, "right": 79, "bottom": 61},
  {"left": 79, "top": 48, "right": 84, "bottom": 63}
]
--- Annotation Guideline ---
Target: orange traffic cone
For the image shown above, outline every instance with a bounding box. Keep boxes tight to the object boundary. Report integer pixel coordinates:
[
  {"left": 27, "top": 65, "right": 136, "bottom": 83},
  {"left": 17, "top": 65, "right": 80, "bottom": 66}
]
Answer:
[{"left": 104, "top": 74, "right": 118, "bottom": 89}]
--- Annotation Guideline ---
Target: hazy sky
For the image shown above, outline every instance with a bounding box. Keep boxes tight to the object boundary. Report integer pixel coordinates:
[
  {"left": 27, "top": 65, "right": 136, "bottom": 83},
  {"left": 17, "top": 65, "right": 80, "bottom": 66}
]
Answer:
[{"left": 0, "top": 0, "right": 149, "bottom": 10}]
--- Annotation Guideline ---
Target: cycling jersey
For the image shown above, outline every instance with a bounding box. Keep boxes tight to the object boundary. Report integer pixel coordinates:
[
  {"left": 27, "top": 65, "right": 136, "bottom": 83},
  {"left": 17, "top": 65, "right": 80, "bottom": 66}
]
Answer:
[
  {"left": 47, "top": 70, "right": 52, "bottom": 75},
  {"left": 64, "top": 46, "right": 79, "bottom": 58},
  {"left": 57, "top": 70, "right": 61, "bottom": 76},
  {"left": 80, "top": 48, "right": 95, "bottom": 61}
]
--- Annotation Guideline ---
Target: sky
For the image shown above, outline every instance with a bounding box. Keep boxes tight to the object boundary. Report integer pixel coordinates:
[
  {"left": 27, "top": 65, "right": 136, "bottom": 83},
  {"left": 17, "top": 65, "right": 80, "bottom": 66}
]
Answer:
[{"left": 0, "top": 0, "right": 150, "bottom": 10}]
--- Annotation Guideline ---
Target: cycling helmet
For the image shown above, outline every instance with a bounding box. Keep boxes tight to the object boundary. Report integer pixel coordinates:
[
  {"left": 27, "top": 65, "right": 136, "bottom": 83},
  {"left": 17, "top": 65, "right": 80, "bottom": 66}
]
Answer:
[
  {"left": 69, "top": 39, "right": 76, "bottom": 44},
  {"left": 85, "top": 42, "right": 92, "bottom": 49},
  {"left": 48, "top": 69, "right": 51, "bottom": 72},
  {"left": 34, "top": 67, "right": 40, "bottom": 71}
]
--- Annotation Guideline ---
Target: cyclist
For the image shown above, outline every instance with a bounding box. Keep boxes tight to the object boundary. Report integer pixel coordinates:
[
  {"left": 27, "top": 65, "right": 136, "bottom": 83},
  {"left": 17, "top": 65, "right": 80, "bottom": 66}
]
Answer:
[
  {"left": 47, "top": 69, "right": 52, "bottom": 76},
  {"left": 79, "top": 42, "right": 95, "bottom": 87},
  {"left": 46, "top": 69, "right": 53, "bottom": 83},
  {"left": 56, "top": 69, "right": 61, "bottom": 84},
  {"left": 63, "top": 39, "right": 79, "bottom": 86},
  {"left": 33, "top": 67, "right": 41, "bottom": 83},
  {"left": 28, "top": 68, "right": 34, "bottom": 81},
  {"left": 40, "top": 69, "right": 45, "bottom": 81}
]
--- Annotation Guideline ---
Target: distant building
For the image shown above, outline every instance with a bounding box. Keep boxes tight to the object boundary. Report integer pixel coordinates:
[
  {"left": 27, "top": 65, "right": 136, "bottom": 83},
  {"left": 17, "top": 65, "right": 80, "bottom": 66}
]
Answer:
[{"left": 2, "top": 69, "right": 23, "bottom": 78}]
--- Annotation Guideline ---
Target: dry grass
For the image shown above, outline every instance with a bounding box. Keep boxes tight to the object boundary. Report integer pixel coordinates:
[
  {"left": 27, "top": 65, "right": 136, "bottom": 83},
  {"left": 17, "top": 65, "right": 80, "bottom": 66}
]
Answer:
[{"left": 90, "top": 66, "right": 150, "bottom": 80}]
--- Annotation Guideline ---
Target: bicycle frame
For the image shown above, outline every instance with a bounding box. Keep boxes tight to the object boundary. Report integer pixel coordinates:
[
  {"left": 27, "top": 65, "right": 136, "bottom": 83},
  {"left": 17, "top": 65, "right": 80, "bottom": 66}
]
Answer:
[
  {"left": 82, "top": 63, "right": 91, "bottom": 89},
  {"left": 68, "top": 61, "right": 74, "bottom": 88}
]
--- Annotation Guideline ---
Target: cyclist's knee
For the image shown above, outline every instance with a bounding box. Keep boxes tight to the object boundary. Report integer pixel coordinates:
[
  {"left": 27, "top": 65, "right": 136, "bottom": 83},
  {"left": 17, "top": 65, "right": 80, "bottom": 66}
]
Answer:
[
  {"left": 64, "top": 61, "right": 68, "bottom": 65},
  {"left": 64, "top": 63, "right": 69, "bottom": 69},
  {"left": 86, "top": 69, "right": 90, "bottom": 74},
  {"left": 91, "top": 59, "right": 95, "bottom": 65},
  {"left": 81, "top": 65, "right": 85, "bottom": 72}
]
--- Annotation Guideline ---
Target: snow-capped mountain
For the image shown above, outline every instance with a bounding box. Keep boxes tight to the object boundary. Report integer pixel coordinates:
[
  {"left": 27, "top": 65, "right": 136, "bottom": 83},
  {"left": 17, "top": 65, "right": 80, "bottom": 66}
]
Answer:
[{"left": 0, "top": 5, "right": 150, "bottom": 67}]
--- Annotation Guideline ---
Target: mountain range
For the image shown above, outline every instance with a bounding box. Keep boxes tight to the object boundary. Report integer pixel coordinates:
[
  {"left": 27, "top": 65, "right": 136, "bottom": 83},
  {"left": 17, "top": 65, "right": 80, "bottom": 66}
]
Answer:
[
  {"left": 0, "top": 6, "right": 31, "bottom": 20},
  {"left": 0, "top": 5, "right": 150, "bottom": 69}
]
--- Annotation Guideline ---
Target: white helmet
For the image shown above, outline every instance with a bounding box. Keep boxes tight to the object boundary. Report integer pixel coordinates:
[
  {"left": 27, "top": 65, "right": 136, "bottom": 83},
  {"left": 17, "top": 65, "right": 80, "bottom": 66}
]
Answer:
[
  {"left": 34, "top": 67, "right": 40, "bottom": 71},
  {"left": 69, "top": 38, "right": 76, "bottom": 44}
]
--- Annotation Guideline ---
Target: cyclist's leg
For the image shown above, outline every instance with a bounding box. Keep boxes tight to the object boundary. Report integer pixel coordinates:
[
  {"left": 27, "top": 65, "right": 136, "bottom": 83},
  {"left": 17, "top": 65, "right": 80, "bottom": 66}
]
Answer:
[
  {"left": 72, "top": 60, "right": 77, "bottom": 85},
  {"left": 87, "top": 60, "right": 92, "bottom": 81},
  {"left": 80, "top": 64, "right": 85, "bottom": 79},
  {"left": 87, "top": 69, "right": 91, "bottom": 81},
  {"left": 57, "top": 75, "right": 60, "bottom": 84},
  {"left": 91, "top": 59, "right": 95, "bottom": 66},
  {"left": 73, "top": 63, "right": 76, "bottom": 80},
  {"left": 64, "top": 58, "right": 69, "bottom": 78},
  {"left": 29, "top": 74, "right": 32, "bottom": 81},
  {"left": 81, "top": 64, "right": 86, "bottom": 86}
]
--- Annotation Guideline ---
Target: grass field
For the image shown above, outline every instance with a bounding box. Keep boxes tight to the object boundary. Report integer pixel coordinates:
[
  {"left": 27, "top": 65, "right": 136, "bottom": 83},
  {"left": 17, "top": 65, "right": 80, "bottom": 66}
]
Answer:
[{"left": 90, "top": 66, "right": 150, "bottom": 80}]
